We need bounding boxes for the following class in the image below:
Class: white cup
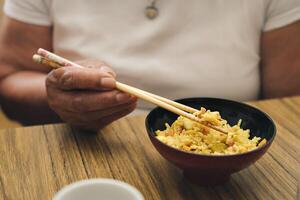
[53,179,144,200]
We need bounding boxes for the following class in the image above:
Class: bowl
[145,97,276,186]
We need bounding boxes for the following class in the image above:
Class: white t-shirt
[4,0,300,110]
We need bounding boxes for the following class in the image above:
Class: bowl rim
[53,178,144,200]
[145,97,277,158]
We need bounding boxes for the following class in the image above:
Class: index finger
[46,66,116,91]
[75,60,116,78]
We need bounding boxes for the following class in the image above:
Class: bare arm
[0,16,136,130]
[0,16,59,125]
[261,20,300,99]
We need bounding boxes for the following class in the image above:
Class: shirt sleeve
[264,0,300,31]
[3,0,52,26]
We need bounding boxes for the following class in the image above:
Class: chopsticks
[33,49,227,134]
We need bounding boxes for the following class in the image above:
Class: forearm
[261,21,300,99]
[0,71,61,125]
[262,64,300,99]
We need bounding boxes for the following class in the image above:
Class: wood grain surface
[0,96,300,200]
[0,108,21,129]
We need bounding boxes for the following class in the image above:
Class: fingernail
[101,77,115,89]
[100,66,116,77]
[116,93,131,102]
[60,71,72,86]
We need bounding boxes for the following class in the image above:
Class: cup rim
[145,97,277,158]
[53,178,144,200]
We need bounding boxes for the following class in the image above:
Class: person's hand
[45,60,137,131]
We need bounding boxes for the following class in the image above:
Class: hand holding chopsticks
[33,49,227,134]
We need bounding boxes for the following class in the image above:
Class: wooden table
[0,96,300,200]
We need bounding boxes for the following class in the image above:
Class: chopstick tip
[32,54,42,63]
[37,48,47,57]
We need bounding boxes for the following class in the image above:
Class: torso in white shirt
[4,0,300,109]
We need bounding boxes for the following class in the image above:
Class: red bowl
[145,98,276,186]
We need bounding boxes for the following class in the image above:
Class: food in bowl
[156,107,267,155]
[147,97,276,186]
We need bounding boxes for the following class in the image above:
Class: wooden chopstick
[33,54,62,69]
[35,49,198,114]
[34,53,197,113]
[33,50,227,134]
[114,82,227,134]
[117,84,198,114]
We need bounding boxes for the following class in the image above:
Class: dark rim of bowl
[145,97,277,157]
